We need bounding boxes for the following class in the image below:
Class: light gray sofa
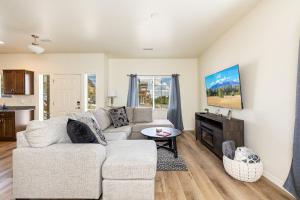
[98,107,173,140]
[13,107,173,200]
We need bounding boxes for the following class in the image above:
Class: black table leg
[172,137,178,158]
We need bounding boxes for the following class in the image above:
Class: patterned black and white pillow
[108,106,129,128]
[69,112,107,146]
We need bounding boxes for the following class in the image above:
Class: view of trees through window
[138,76,171,109]
[43,75,50,120]
[87,74,96,110]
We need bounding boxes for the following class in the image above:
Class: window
[138,76,171,109]
[38,74,50,120]
[43,75,50,120]
[86,74,96,110]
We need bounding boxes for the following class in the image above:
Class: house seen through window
[138,76,171,109]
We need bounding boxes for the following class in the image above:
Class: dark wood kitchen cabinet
[0,109,34,141]
[0,116,15,139]
[3,70,34,95]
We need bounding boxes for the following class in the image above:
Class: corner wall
[198,1,300,186]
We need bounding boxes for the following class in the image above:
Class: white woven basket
[223,155,263,182]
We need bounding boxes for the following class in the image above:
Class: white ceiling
[0,0,259,57]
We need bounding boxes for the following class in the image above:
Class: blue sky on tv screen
[205,65,240,89]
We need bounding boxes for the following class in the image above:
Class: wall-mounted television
[205,65,243,109]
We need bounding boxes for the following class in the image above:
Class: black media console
[195,112,244,159]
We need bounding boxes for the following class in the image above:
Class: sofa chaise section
[102,140,157,200]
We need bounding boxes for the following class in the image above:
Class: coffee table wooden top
[141,127,182,138]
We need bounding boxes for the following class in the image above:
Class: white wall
[109,58,198,130]
[198,0,300,187]
[0,53,108,119]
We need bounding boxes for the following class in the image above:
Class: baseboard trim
[263,171,284,187]
[263,171,294,198]
[183,130,194,134]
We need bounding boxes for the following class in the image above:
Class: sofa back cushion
[25,116,71,148]
[67,119,99,143]
[92,108,112,130]
[133,107,153,123]
[125,107,134,123]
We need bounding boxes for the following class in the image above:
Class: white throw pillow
[25,116,70,148]
[133,107,153,123]
[92,108,112,130]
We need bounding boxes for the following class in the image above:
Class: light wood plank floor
[0,132,294,200]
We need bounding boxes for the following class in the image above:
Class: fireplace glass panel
[202,130,213,148]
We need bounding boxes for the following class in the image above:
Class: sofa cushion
[125,107,134,123]
[25,117,70,148]
[132,119,174,133]
[133,108,152,123]
[103,132,128,141]
[102,140,157,179]
[108,106,129,128]
[103,125,132,137]
[92,107,112,131]
[67,119,99,144]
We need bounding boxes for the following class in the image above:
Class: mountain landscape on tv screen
[209,80,240,90]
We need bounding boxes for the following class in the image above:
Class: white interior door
[52,74,82,117]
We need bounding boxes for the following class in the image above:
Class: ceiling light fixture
[0,41,5,45]
[28,35,45,54]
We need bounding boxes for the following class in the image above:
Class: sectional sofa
[13,107,173,200]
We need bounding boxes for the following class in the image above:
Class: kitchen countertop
[0,106,35,112]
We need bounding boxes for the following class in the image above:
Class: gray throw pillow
[109,106,129,128]
[67,119,99,144]
[69,111,107,146]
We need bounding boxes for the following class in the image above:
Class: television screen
[205,65,243,109]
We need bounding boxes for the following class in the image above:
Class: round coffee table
[141,127,182,158]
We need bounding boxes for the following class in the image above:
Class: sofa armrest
[13,143,106,199]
